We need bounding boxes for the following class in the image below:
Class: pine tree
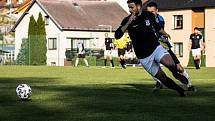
[28,15,38,65]
[19,13,47,65]
[37,12,47,65]
[16,39,28,65]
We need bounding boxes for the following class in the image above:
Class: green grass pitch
[0,66,214,121]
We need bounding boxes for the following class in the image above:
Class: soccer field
[0,66,214,121]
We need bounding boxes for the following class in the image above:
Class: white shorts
[104,50,112,57]
[191,48,201,56]
[125,52,135,59]
[139,45,169,76]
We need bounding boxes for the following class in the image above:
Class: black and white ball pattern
[16,84,32,99]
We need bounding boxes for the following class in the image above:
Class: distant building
[142,0,215,67]
[11,0,127,66]
[0,46,15,64]
[0,0,30,7]
[11,0,32,18]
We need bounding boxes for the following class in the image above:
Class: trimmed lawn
[0,66,214,121]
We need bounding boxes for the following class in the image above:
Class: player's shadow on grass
[0,77,59,84]
[0,79,215,121]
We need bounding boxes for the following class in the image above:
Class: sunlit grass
[0,66,214,121]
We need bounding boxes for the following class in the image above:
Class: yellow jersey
[114,35,129,49]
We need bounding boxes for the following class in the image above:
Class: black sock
[196,59,200,67]
[104,59,107,66]
[110,60,114,67]
[172,72,189,85]
[120,59,123,66]
[162,77,185,95]
[120,59,126,68]
[194,60,199,69]
[122,59,125,66]
[168,66,189,85]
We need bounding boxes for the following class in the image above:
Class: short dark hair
[194,27,199,30]
[127,0,142,5]
[146,2,158,8]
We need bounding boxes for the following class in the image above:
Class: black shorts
[118,48,126,56]
[168,49,180,64]
[78,54,86,58]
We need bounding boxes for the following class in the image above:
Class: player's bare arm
[159,28,171,39]
[121,14,136,33]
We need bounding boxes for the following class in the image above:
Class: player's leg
[154,46,193,91]
[103,50,108,67]
[155,68,185,96]
[82,54,88,67]
[160,54,189,85]
[118,49,126,69]
[192,49,200,69]
[193,56,199,69]
[139,56,185,96]
[152,77,164,92]
[109,53,115,67]
[196,48,201,67]
[167,49,191,85]
[176,63,196,91]
[83,58,89,67]
[75,57,79,67]
[153,47,194,91]
[120,54,126,69]
[196,53,201,69]
[156,48,185,95]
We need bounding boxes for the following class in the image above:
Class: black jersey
[115,11,161,59]
[105,38,114,50]
[190,33,202,49]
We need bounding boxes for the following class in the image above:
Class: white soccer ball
[16,84,32,99]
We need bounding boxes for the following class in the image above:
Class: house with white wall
[11,0,127,66]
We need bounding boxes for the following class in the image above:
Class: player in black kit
[189,27,204,69]
[103,33,115,68]
[115,0,187,96]
[147,2,196,92]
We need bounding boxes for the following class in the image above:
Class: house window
[44,16,49,25]
[173,15,183,29]
[48,38,57,50]
[174,43,183,57]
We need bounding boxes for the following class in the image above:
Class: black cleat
[152,82,163,92]
[188,86,197,92]
[122,65,126,69]
[179,90,188,97]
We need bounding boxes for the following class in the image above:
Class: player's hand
[164,34,171,40]
[128,14,137,23]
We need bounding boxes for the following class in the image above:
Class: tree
[37,12,47,65]
[17,13,47,65]
[16,38,28,65]
[28,15,38,65]
[0,33,3,42]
